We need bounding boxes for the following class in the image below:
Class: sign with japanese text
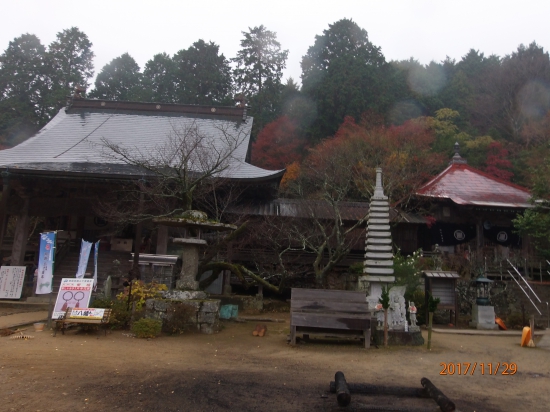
[69,308,105,320]
[52,278,94,319]
[36,231,56,295]
[0,266,26,299]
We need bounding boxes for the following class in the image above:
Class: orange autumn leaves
[256,113,445,203]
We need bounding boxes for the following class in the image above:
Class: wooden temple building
[410,143,534,276]
[0,93,541,294]
[0,97,284,279]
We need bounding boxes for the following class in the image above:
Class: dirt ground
[0,313,549,412]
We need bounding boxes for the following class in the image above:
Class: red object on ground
[495,317,507,330]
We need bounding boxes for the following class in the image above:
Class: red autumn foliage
[251,116,305,170]
[484,141,513,181]
[304,115,445,202]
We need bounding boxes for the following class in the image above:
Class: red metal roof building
[416,163,531,209]
[412,144,533,270]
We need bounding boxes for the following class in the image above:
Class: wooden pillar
[11,197,30,266]
[156,225,168,255]
[132,222,143,279]
[0,172,11,254]
[476,218,483,261]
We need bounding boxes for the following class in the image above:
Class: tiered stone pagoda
[359,169,406,332]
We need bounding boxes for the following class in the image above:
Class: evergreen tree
[142,52,175,103]
[300,19,392,140]
[233,25,288,137]
[47,27,94,109]
[89,53,143,101]
[172,40,233,105]
[0,33,49,144]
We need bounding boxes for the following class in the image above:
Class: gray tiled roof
[0,105,284,182]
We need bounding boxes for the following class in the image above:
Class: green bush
[348,262,364,275]
[394,249,423,302]
[131,318,162,338]
[91,297,131,329]
[410,289,426,325]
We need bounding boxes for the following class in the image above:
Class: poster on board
[0,266,26,299]
[52,278,94,319]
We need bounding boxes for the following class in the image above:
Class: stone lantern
[474,275,493,306]
[153,210,236,291]
[469,274,497,330]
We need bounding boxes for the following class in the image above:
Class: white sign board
[52,278,94,319]
[0,266,26,299]
[69,308,105,320]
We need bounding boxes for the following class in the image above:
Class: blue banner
[93,240,100,290]
[36,232,56,295]
[76,240,93,278]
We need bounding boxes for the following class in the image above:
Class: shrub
[394,249,423,302]
[506,312,527,330]
[131,318,162,338]
[410,289,426,325]
[116,280,168,310]
[91,297,131,329]
[162,303,197,335]
[348,262,364,275]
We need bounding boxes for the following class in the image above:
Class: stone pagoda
[359,168,406,331]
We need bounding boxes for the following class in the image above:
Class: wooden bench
[54,308,112,337]
[290,288,371,348]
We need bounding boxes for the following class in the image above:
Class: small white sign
[69,308,105,320]
[0,266,26,299]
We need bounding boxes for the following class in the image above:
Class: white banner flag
[76,240,93,278]
[36,232,56,294]
[93,240,100,290]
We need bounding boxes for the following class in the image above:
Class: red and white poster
[0,266,26,299]
[52,278,94,319]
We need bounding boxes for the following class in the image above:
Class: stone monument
[153,210,236,291]
[359,168,406,330]
[147,210,236,334]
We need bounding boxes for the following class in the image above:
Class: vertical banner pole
[47,231,57,329]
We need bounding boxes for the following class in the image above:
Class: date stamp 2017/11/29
[440,362,517,375]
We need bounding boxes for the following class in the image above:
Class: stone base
[176,279,199,290]
[374,329,424,346]
[469,304,498,330]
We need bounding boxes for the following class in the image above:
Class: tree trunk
[383,308,388,347]
[427,312,434,350]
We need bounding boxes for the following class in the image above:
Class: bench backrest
[65,308,112,323]
[290,288,370,331]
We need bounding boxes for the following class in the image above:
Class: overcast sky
[2,0,549,87]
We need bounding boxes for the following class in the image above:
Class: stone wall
[219,295,263,312]
[145,297,221,334]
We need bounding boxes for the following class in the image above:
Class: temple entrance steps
[48,249,132,296]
